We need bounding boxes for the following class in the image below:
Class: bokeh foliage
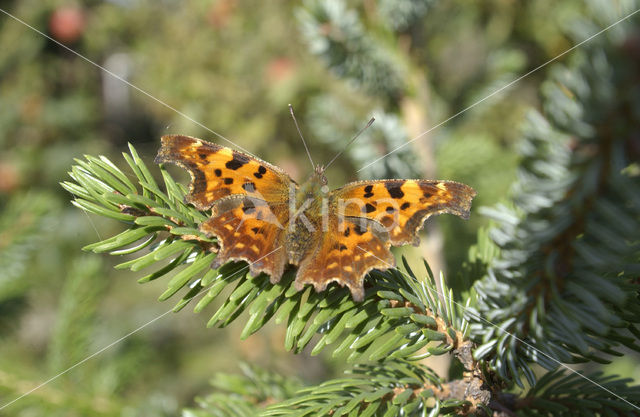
[1,0,639,416]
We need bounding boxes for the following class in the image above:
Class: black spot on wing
[253,165,267,179]
[364,203,376,213]
[199,153,207,160]
[344,227,350,237]
[401,202,410,210]
[339,244,348,251]
[223,178,234,185]
[385,181,405,199]
[386,206,396,213]
[363,185,374,198]
[214,169,222,177]
[225,152,250,170]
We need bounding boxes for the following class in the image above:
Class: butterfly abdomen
[285,202,324,265]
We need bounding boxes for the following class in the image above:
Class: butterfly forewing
[330,180,476,246]
[155,135,293,210]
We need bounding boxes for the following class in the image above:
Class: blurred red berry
[49,6,86,43]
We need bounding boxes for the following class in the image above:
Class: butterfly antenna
[289,104,315,170]
[324,117,375,170]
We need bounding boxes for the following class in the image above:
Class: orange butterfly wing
[202,197,289,279]
[155,135,293,210]
[155,135,293,279]
[331,180,476,246]
[294,215,395,302]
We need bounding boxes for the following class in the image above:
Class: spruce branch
[48,256,106,376]
[184,363,303,417]
[0,192,59,303]
[296,0,407,102]
[512,370,640,417]
[188,361,640,416]
[469,9,640,389]
[264,361,486,417]
[186,361,482,417]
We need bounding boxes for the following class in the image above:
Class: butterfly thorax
[294,165,328,206]
[286,166,329,265]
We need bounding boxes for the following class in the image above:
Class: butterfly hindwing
[155,135,293,210]
[294,215,395,301]
[330,179,476,246]
[202,196,289,280]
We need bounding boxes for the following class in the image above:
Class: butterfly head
[298,164,329,203]
[313,164,329,195]
[314,164,328,183]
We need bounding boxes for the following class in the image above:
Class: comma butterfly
[155,134,476,301]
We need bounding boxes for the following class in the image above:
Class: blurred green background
[1,0,638,415]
